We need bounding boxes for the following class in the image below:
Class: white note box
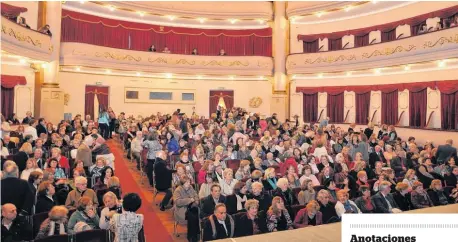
[342,214,458,242]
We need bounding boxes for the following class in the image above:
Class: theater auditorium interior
[1,1,458,242]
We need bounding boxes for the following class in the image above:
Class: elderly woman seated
[354,185,375,213]
[217,168,237,196]
[67,197,100,234]
[35,181,57,214]
[411,181,434,209]
[225,181,248,215]
[273,178,298,214]
[173,175,200,241]
[234,199,268,237]
[36,206,69,239]
[294,200,323,228]
[109,193,144,242]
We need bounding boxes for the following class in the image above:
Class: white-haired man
[65,176,98,209]
[131,131,143,170]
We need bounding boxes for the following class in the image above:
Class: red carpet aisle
[107,140,174,242]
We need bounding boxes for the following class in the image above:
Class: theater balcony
[60,42,274,76]
[1,16,53,62]
[287,26,458,75]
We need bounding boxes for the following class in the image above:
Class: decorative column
[271,1,289,122]
[39,1,64,124]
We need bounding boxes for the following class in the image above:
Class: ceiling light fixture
[346,71,352,76]
[316,12,324,18]
[229,19,237,24]
[106,69,111,74]
[19,59,26,64]
[197,75,203,79]
[76,67,81,71]
[80,1,85,4]
[404,65,411,71]
[438,60,446,68]
[258,19,265,24]
[345,6,353,12]
[41,63,48,68]
[372,0,378,4]
[138,12,145,17]
[165,73,173,78]
[229,76,235,80]
[259,76,264,80]
[374,68,381,74]
[317,73,323,78]
[198,18,206,23]
[108,6,115,11]
[167,15,176,21]
[136,72,141,76]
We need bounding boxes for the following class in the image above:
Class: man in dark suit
[201,184,226,219]
[1,163,34,216]
[1,203,33,242]
[202,203,234,241]
[369,145,386,168]
[372,181,399,213]
[153,150,173,211]
[36,118,47,137]
[435,139,457,165]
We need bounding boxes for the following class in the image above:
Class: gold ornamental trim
[303,54,357,65]
[1,24,45,49]
[201,60,249,67]
[362,45,416,59]
[95,52,142,62]
[423,34,458,48]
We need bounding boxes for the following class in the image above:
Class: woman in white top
[335,190,361,217]
[402,169,417,190]
[21,158,43,180]
[216,168,237,196]
[109,193,144,242]
[1,114,11,138]
[99,192,122,229]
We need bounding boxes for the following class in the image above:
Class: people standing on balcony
[38,24,52,37]
[219,49,226,56]
[418,24,427,34]
[148,45,156,52]
[434,22,443,31]
[162,46,171,54]
[191,48,198,55]
[450,16,458,27]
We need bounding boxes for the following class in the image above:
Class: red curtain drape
[1,2,27,19]
[297,5,458,43]
[328,38,342,51]
[61,10,272,56]
[1,75,27,88]
[381,28,397,42]
[1,87,14,119]
[209,90,234,117]
[296,81,438,94]
[355,92,371,124]
[85,86,109,119]
[409,89,427,128]
[303,93,318,122]
[441,91,458,130]
[381,90,398,125]
[327,93,344,123]
[355,33,369,47]
[303,40,319,53]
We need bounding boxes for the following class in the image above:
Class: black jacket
[35,194,57,214]
[1,216,33,242]
[318,201,338,224]
[201,195,226,219]
[12,151,29,173]
[369,151,385,169]
[435,144,457,164]
[427,189,449,206]
[392,191,413,211]
[246,193,271,213]
[371,192,399,213]
[234,212,268,237]
[225,194,246,215]
[444,174,457,187]
[36,124,47,137]
[153,158,172,191]
[202,214,234,241]
[1,177,34,215]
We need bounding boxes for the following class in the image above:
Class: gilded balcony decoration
[1,16,53,62]
[61,42,273,76]
[287,27,458,74]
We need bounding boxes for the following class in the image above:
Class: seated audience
[354,185,375,213]
[392,182,413,211]
[109,193,144,242]
[225,181,247,214]
[199,173,214,199]
[234,199,268,237]
[148,45,156,52]
[217,168,237,196]
[427,179,449,206]
[203,203,234,241]
[246,182,272,212]
[173,176,200,241]
[219,49,226,56]
[294,200,323,228]
[68,197,100,234]
[266,196,294,232]
[411,181,434,209]
[1,203,32,241]
[108,176,122,199]
[99,192,123,229]
[262,167,278,191]
[335,190,361,217]
[35,181,57,214]
[372,181,400,213]
[65,176,99,210]
[38,24,52,36]
[191,48,198,55]
[162,46,171,54]
[297,179,316,205]
[36,206,68,239]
